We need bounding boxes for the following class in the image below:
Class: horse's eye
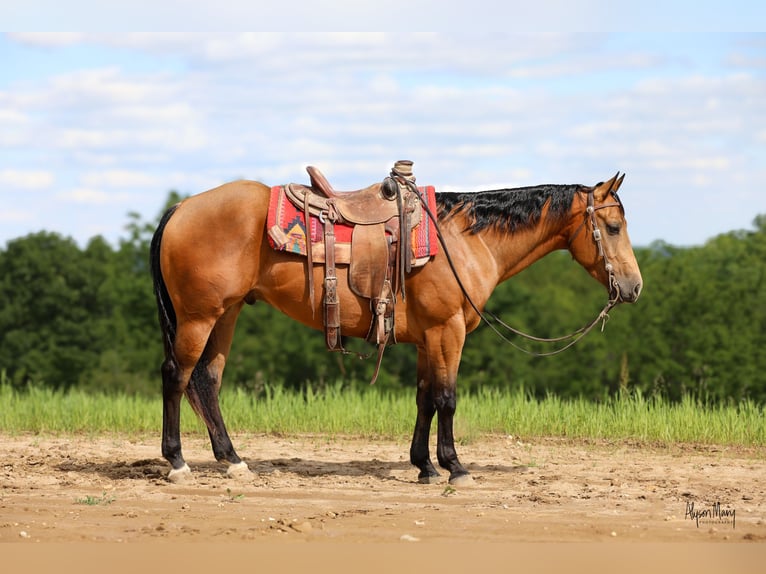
[606,223,621,236]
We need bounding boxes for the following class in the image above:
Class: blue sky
[1,29,765,248]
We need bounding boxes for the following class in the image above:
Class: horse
[149,170,643,485]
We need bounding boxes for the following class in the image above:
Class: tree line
[2,193,765,403]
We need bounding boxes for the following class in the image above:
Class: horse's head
[568,173,643,304]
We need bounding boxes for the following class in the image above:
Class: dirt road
[1,433,764,544]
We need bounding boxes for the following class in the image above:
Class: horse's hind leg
[162,318,216,482]
[161,356,187,479]
[184,302,249,478]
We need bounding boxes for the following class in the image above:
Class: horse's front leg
[410,348,441,483]
[434,383,472,485]
[411,325,472,485]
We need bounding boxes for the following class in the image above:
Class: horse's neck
[482,222,569,284]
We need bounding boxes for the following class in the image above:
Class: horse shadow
[55,456,529,484]
[55,456,410,483]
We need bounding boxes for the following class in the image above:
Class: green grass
[0,383,763,446]
[74,492,116,506]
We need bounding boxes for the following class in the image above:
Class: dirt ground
[1,432,764,545]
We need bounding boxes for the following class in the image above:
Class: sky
[1,28,765,248]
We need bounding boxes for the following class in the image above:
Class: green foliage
[1,191,766,404]
[0,195,182,394]
[75,492,116,506]
[0,232,110,389]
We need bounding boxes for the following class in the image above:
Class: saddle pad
[267,184,439,265]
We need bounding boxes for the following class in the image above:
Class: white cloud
[4,2,766,33]
[7,32,85,47]
[0,108,28,123]
[648,156,732,173]
[0,169,54,189]
[0,208,34,223]
[7,32,603,78]
[80,170,162,188]
[44,67,181,110]
[54,128,205,151]
[56,188,132,204]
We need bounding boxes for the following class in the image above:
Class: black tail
[150,204,181,362]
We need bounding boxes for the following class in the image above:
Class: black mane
[435,184,581,234]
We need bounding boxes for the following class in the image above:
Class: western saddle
[283,160,424,383]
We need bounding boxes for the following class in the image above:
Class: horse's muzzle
[613,278,642,303]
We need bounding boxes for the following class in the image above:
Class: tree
[0,232,110,388]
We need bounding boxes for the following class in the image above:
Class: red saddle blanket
[267,185,439,265]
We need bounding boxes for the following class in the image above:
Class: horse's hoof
[226,461,251,479]
[417,473,443,485]
[167,463,192,483]
[448,473,474,487]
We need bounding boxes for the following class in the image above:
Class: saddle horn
[381,176,398,200]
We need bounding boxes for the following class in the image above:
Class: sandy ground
[1,432,764,545]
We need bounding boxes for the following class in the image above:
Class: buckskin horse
[150,167,643,485]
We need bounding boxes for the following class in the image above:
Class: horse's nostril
[633,283,642,299]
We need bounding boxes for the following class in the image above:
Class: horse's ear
[612,172,626,193]
[593,172,620,201]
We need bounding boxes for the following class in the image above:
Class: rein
[483,187,621,356]
[397,172,623,357]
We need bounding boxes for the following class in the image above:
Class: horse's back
[167,180,269,232]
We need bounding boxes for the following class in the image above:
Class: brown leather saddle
[282,161,424,383]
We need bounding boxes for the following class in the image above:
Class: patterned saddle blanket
[267,184,438,266]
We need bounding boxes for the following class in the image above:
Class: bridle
[568,187,625,305]
[397,172,627,357]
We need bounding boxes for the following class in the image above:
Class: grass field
[1,383,763,446]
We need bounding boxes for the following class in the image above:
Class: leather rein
[398,172,625,357]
